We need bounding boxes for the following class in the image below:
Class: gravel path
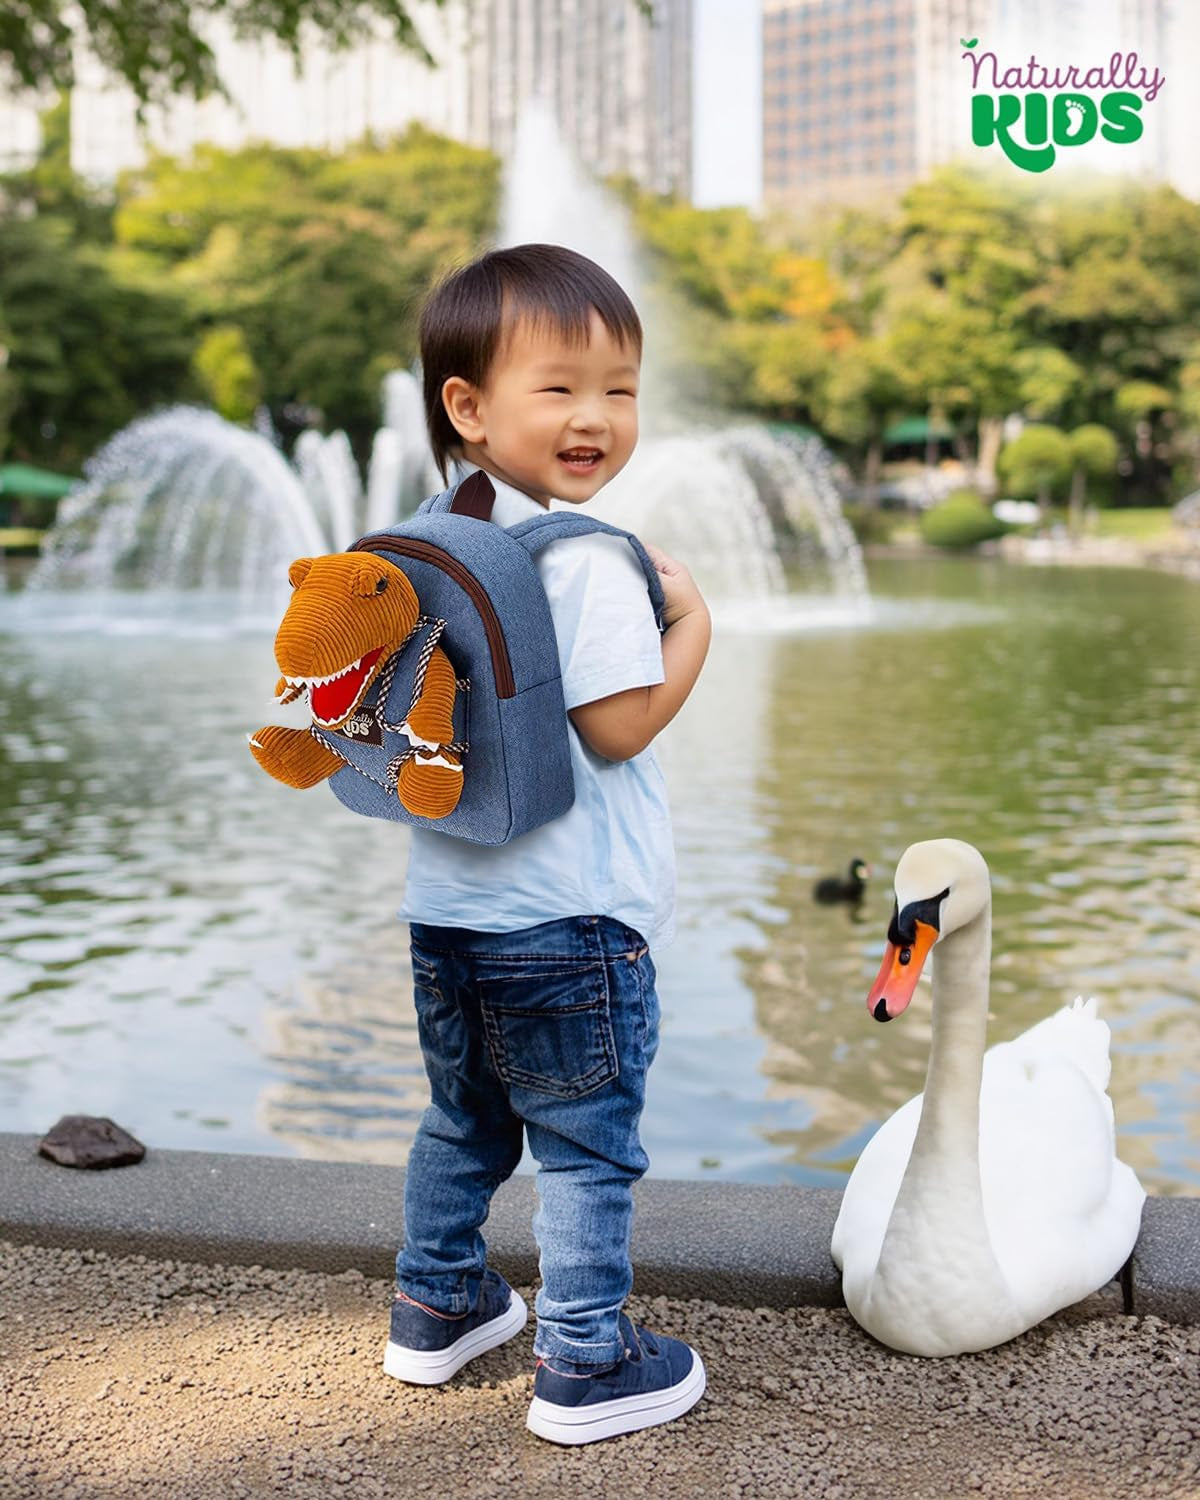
[1,1240,1197,1499]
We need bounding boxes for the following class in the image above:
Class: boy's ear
[441,376,486,445]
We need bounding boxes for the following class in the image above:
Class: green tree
[815,205,901,334]
[920,489,1008,550]
[896,165,1048,312]
[0,213,195,467]
[1,0,654,108]
[1014,346,1083,422]
[111,128,499,451]
[1028,185,1200,443]
[630,186,855,427]
[1,1,445,108]
[882,291,1021,477]
[1113,379,1175,503]
[633,199,779,320]
[727,320,829,421]
[1113,380,1174,429]
[193,324,261,422]
[1177,341,1200,485]
[1066,424,1119,534]
[998,424,1074,518]
[812,338,906,502]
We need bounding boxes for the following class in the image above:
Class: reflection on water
[723,558,1200,1195]
[1,559,1197,1192]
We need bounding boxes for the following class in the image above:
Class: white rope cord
[310,615,468,794]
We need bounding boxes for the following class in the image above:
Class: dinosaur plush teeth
[310,646,385,726]
[276,656,373,694]
[305,655,368,690]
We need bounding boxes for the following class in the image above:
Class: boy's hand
[645,543,707,629]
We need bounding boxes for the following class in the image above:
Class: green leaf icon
[960,37,979,48]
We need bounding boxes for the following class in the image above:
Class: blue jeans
[397,915,660,1370]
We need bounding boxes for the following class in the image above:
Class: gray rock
[38,1117,146,1170]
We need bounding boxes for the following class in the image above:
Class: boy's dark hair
[419,243,643,479]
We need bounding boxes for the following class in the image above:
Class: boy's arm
[570,547,710,763]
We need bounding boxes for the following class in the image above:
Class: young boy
[383,243,711,1445]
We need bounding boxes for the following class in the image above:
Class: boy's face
[443,311,640,507]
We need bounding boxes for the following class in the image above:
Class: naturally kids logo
[960,37,1165,173]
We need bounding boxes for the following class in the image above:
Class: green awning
[883,417,954,446]
[0,462,78,500]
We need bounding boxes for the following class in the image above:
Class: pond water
[1,558,1197,1193]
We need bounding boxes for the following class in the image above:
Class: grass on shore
[1087,508,1177,542]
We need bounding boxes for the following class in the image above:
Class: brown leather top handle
[448,469,497,521]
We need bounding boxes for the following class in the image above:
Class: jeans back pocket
[478,960,617,1100]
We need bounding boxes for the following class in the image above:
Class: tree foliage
[1069,424,1119,479]
[6,125,1200,504]
[114,126,498,446]
[1064,422,1119,528]
[998,424,1074,508]
[0,123,197,470]
[0,123,497,463]
[920,490,1008,550]
[1,0,652,107]
[193,324,261,422]
[810,167,1200,500]
[0,1,444,108]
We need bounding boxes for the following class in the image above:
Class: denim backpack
[313,469,665,844]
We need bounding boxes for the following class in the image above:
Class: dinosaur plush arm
[396,644,464,819]
[249,726,345,789]
[404,644,458,744]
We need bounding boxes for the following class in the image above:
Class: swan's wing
[979,1004,1145,1316]
[982,998,1116,1211]
[979,1046,1115,1218]
[1000,995,1111,1094]
[831,1093,923,1271]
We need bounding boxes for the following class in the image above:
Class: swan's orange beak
[867,920,938,1022]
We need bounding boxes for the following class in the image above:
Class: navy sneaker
[383,1270,528,1385]
[526,1315,706,1445]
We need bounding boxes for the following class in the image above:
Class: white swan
[831,838,1145,1356]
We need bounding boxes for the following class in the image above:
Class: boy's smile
[558,445,604,478]
[442,311,640,507]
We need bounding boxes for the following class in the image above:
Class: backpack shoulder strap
[418,470,496,519]
[506,512,665,628]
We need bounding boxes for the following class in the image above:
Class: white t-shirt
[397,472,676,949]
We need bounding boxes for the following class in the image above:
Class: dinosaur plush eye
[375,576,389,594]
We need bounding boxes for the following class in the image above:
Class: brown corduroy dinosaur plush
[249,554,463,819]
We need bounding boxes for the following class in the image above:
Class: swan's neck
[911,905,991,1168]
[875,903,1013,1313]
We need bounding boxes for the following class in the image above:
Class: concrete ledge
[2,1133,1197,1320]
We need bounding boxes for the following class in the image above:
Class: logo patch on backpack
[333,709,383,747]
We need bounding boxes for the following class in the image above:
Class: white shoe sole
[526,1350,706,1445]
[383,1291,528,1385]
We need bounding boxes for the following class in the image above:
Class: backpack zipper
[350,536,516,699]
